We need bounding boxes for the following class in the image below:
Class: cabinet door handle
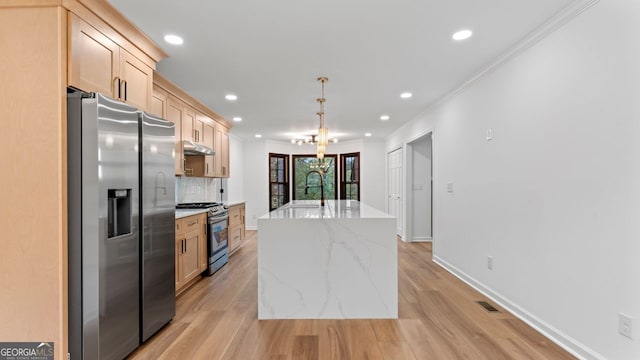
[184,239,187,252]
[124,80,127,101]
[204,223,207,235]
[206,163,208,174]
[115,77,121,100]
[183,158,186,174]
[188,221,197,226]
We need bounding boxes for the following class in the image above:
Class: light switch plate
[619,313,632,339]
[486,128,493,141]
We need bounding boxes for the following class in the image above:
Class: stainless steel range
[176,202,229,275]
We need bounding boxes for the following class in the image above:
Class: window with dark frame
[340,152,360,200]
[292,155,337,201]
[269,153,290,211]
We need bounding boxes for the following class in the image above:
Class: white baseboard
[432,255,606,360]
[411,237,432,242]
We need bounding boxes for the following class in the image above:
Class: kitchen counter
[257,200,397,320]
[223,200,245,207]
[175,208,210,219]
[258,200,392,220]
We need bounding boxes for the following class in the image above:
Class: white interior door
[387,148,403,236]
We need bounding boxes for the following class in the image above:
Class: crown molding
[420,0,601,118]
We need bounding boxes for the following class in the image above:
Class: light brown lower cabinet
[175,213,207,295]
[228,203,245,254]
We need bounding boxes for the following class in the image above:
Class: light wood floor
[129,231,575,360]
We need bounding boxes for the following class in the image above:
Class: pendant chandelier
[316,76,329,160]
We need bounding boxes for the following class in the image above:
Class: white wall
[386,1,639,359]
[242,139,387,229]
[361,141,387,212]
[227,133,244,202]
[409,134,432,240]
[242,141,268,229]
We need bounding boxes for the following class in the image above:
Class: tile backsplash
[175,176,221,203]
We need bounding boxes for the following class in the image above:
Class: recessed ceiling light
[225,94,238,101]
[332,138,338,143]
[400,92,412,99]
[232,117,242,122]
[163,34,184,45]
[380,115,390,121]
[365,133,372,137]
[255,134,262,138]
[452,29,473,41]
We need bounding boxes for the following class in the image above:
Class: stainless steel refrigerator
[68,92,176,360]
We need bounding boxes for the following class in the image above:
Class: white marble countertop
[175,208,209,219]
[223,200,245,207]
[259,200,392,220]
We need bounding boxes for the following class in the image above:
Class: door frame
[386,147,404,240]
[405,130,433,243]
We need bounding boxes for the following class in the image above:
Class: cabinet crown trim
[73,0,168,62]
[154,72,233,129]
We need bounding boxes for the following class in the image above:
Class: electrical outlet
[619,313,633,339]
[487,256,494,270]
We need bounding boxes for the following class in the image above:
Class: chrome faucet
[304,170,325,207]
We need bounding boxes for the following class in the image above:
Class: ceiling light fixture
[332,138,338,143]
[400,92,412,99]
[255,134,262,138]
[163,34,184,45]
[315,76,329,160]
[291,135,318,146]
[452,29,473,41]
[380,115,390,121]
[225,94,238,101]
[232,117,242,122]
[365,133,372,137]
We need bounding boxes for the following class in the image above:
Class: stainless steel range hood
[183,140,215,155]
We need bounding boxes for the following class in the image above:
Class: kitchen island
[257,200,397,319]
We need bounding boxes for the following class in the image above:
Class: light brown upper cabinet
[203,122,215,177]
[194,113,206,145]
[151,85,168,118]
[69,13,153,111]
[182,106,196,143]
[214,124,230,178]
[154,73,232,178]
[165,96,185,176]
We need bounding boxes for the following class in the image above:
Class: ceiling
[109,0,574,142]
